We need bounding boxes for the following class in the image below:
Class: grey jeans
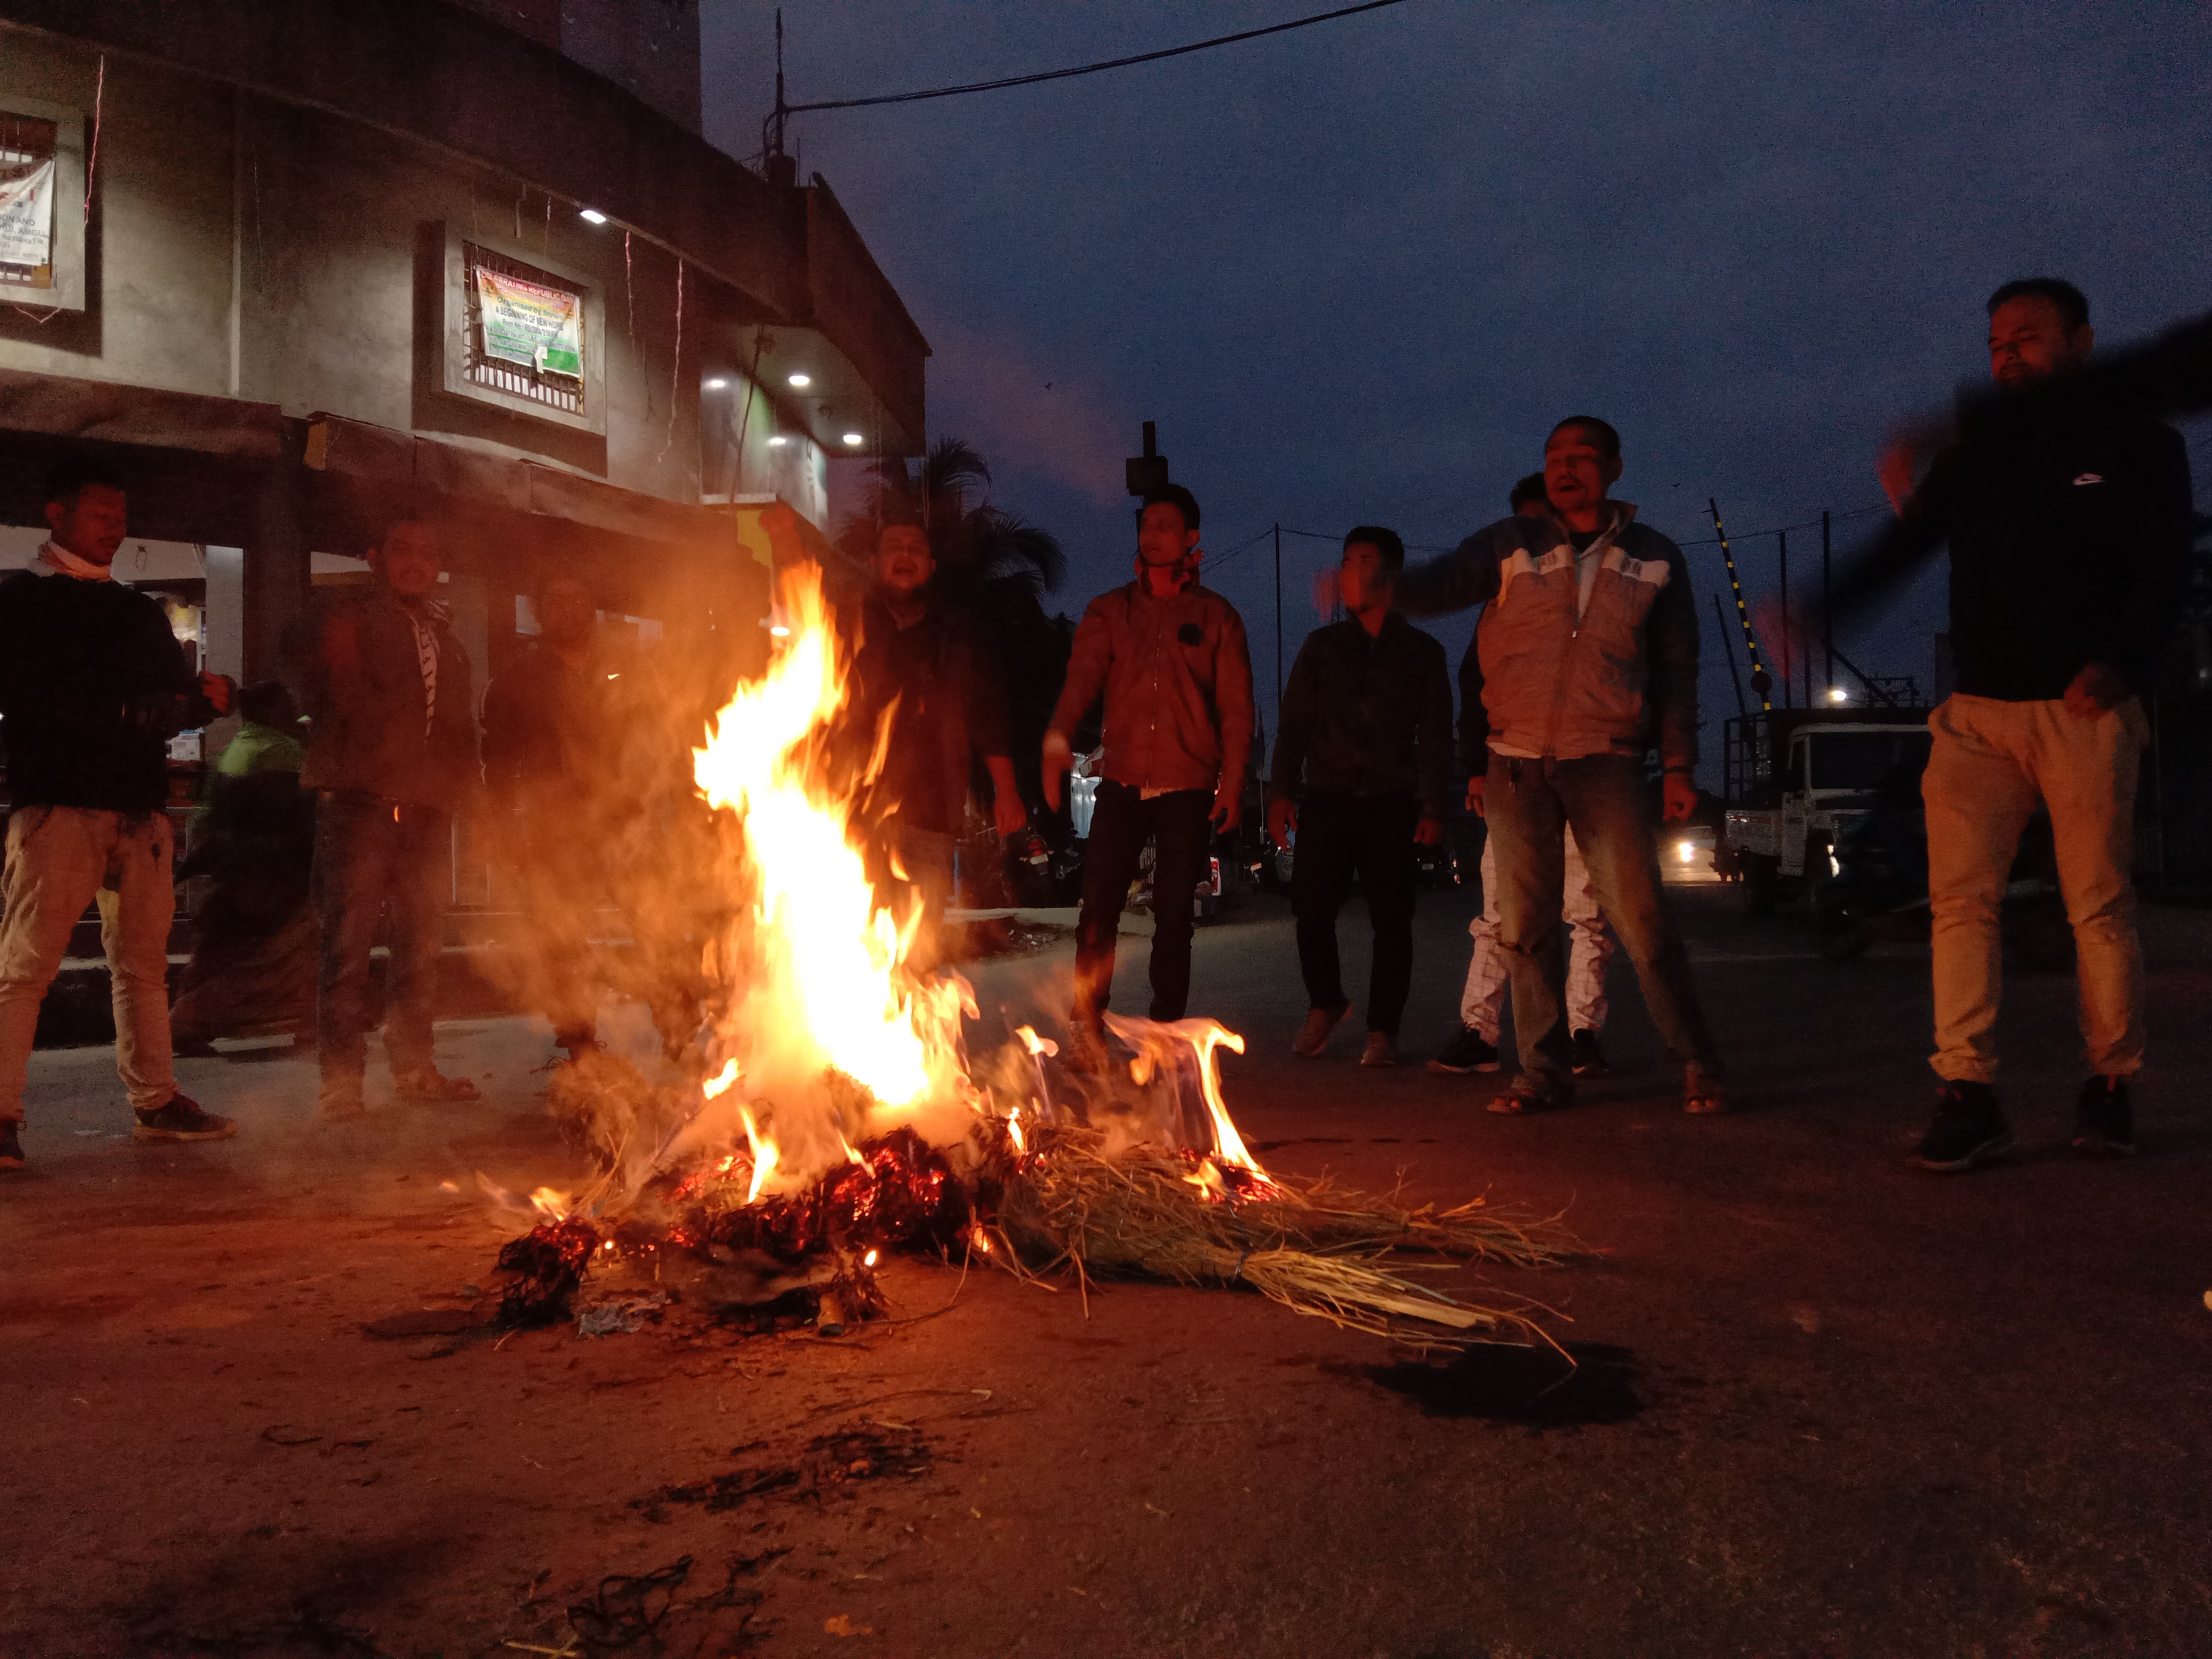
[314,792,449,1083]
[1486,752,1722,1093]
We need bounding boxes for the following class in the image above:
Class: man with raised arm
[1400,418,1725,1114]
[1043,484,1254,1062]
[1828,279,2193,1170]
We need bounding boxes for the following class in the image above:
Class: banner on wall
[0,157,55,276]
[474,266,583,378]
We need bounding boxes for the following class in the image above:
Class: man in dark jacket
[1267,526,1452,1068]
[1400,417,1725,1115]
[1043,484,1255,1056]
[1828,279,2194,1170]
[301,514,482,1118]
[481,569,630,1060]
[0,457,237,1169]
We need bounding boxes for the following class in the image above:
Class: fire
[1107,1015,1271,1185]
[702,1059,741,1100]
[738,1105,780,1204]
[528,1186,572,1219]
[689,564,975,1189]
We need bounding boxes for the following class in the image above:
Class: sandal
[1488,1075,1572,1115]
[394,1067,480,1105]
[1684,1069,1729,1115]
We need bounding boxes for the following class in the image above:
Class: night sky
[700,1,2212,783]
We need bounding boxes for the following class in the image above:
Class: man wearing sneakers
[0,458,239,1169]
[1431,475,1617,1079]
[1043,484,1254,1057]
[1401,418,1725,1114]
[302,514,483,1119]
[1828,279,2193,1169]
[1267,527,1453,1068]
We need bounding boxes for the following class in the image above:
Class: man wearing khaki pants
[1829,279,2193,1169]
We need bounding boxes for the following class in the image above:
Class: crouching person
[0,458,237,1169]
[301,515,481,1119]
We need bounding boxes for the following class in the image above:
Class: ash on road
[3,886,2208,1657]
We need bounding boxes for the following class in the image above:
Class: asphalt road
[3,883,2209,1657]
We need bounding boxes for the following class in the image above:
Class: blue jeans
[1487,753,1721,1093]
[313,792,448,1082]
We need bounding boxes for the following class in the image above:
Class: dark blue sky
[701,1,2212,781]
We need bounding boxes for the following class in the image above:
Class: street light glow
[767,434,790,447]
[1828,686,1849,705]
[787,372,811,388]
[842,432,865,447]
[578,208,608,225]
[703,377,728,389]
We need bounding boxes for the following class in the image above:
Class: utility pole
[1709,499,1772,711]
[1778,528,1791,709]
[1712,592,1749,718]
[1273,523,1284,710]
[1821,509,1834,701]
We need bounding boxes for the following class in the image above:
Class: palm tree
[836,438,1074,816]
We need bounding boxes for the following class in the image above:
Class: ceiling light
[841,432,865,447]
[769,624,791,638]
[786,372,811,388]
[703,376,728,389]
[767,434,790,447]
[1827,687,1849,705]
[578,208,608,225]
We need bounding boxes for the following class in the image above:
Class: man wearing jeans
[1402,418,1724,1113]
[0,457,237,1169]
[1043,484,1253,1059]
[1829,279,2193,1169]
[302,516,482,1118]
[1431,474,1618,1078]
[1268,527,1452,1068]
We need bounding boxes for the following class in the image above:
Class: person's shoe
[1683,1067,1729,1116]
[319,1077,368,1122]
[1428,1025,1502,1074]
[2071,1075,2135,1158]
[393,1067,480,1105]
[1292,1001,1352,1058]
[132,1093,238,1142]
[1061,1020,1107,1075]
[1359,1032,1400,1068]
[1571,1029,1612,1079]
[1908,1082,2011,1171]
[0,1118,23,1170]
[1488,1074,1572,1115]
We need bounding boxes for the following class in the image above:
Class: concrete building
[0,0,925,715]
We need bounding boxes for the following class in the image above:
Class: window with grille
[0,109,60,291]
[461,241,586,417]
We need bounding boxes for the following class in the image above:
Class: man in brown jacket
[302,515,482,1118]
[1044,485,1254,1050]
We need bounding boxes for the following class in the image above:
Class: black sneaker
[1428,1025,1502,1074]
[1571,1029,1611,1078]
[1,1118,22,1170]
[132,1093,238,1142]
[1908,1082,2010,1172]
[2071,1076,2135,1157]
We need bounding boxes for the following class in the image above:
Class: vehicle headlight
[1676,840,1695,863]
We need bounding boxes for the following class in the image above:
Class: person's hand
[1878,437,1919,516]
[992,791,1029,839]
[1267,796,1297,848]
[1465,774,1486,818]
[1662,772,1698,823]
[199,671,234,715]
[1413,815,1445,847]
[1041,730,1072,811]
[2063,661,2127,719]
[1210,783,1241,834]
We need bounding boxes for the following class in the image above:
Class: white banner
[0,157,55,274]
[474,266,583,379]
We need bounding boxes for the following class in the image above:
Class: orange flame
[702,1058,741,1100]
[738,1104,780,1203]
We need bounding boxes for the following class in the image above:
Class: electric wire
[773,0,1411,120]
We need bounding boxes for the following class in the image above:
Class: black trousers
[1291,791,1420,1033]
[1074,782,1212,1024]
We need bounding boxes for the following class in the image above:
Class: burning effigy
[484,564,1572,1351]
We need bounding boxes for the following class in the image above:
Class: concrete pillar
[242,445,312,688]
[202,546,245,681]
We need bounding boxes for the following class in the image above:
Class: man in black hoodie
[1829,279,2194,1170]
[0,457,238,1169]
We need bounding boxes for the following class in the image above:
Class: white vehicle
[1720,710,1932,915]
